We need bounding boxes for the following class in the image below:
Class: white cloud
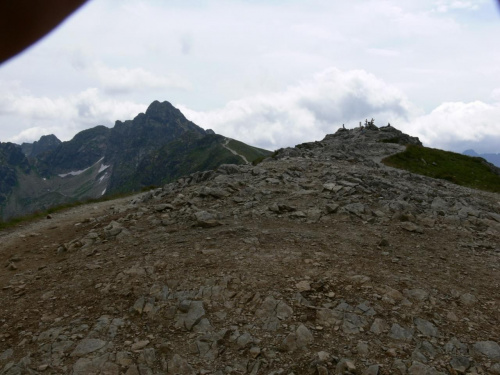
[178,67,414,150]
[3,65,499,156]
[404,100,500,153]
[9,127,58,144]
[2,87,147,143]
[367,48,401,58]
[434,0,485,12]
[179,33,194,56]
[0,0,499,157]
[93,63,191,94]
[491,88,500,103]
[178,66,500,154]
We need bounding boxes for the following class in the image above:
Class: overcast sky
[1,0,500,153]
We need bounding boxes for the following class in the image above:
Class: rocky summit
[0,124,499,375]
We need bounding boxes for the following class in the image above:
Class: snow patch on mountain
[98,163,110,173]
[59,157,105,178]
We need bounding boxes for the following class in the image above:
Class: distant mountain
[0,100,272,220]
[463,149,500,168]
[0,142,31,206]
[21,134,61,158]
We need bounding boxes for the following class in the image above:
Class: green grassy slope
[382,145,500,193]
[227,139,273,161]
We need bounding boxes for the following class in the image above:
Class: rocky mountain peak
[327,123,422,146]
[1,101,272,220]
[145,100,188,123]
[273,123,421,164]
[20,134,61,158]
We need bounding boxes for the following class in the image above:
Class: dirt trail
[222,137,250,164]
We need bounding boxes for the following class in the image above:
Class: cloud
[180,34,193,55]
[491,88,500,103]
[2,87,147,143]
[93,63,191,94]
[367,48,401,58]
[178,67,500,154]
[403,100,500,153]
[434,0,485,12]
[3,63,498,156]
[9,127,60,144]
[178,67,414,150]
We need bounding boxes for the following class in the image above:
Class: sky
[1,0,500,153]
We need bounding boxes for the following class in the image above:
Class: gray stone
[325,203,340,213]
[37,327,62,342]
[491,363,500,374]
[342,313,367,334]
[473,341,500,361]
[420,341,437,357]
[356,342,369,356]
[175,300,206,331]
[104,221,124,238]
[72,354,110,374]
[295,280,311,292]
[138,364,154,375]
[400,222,423,233]
[450,356,470,373]
[317,308,343,327]
[276,301,293,320]
[236,332,254,348]
[0,349,13,361]
[306,208,322,221]
[51,340,74,354]
[194,211,221,227]
[296,324,314,347]
[444,337,468,355]
[167,354,195,374]
[414,318,439,337]
[282,324,313,352]
[192,318,213,333]
[199,187,229,199]
[323,183,342,192]
[392,359,407,374]
[116,351,134,366]
[408,361,429,375]
[154,203,173,212]
[404,289,429,301]
[388,324,413,342]
[460,293,477,306]
[344,203,365,216]
[412,350,428,363]
[71,338,106,357]
[131,296,145,315]
[356,302,376,316]
[125,365,140,375]
[370,318,388,335]
[336,358,356,374]
[431,197,448,211]
[364,364,380,375]
[407,361,444,375]
[131,340,150,351]
[138,348,156,367]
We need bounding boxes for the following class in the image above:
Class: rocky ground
[0,125,499,375]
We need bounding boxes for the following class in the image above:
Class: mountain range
[463,149,500,168]
[0,101,271,220]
